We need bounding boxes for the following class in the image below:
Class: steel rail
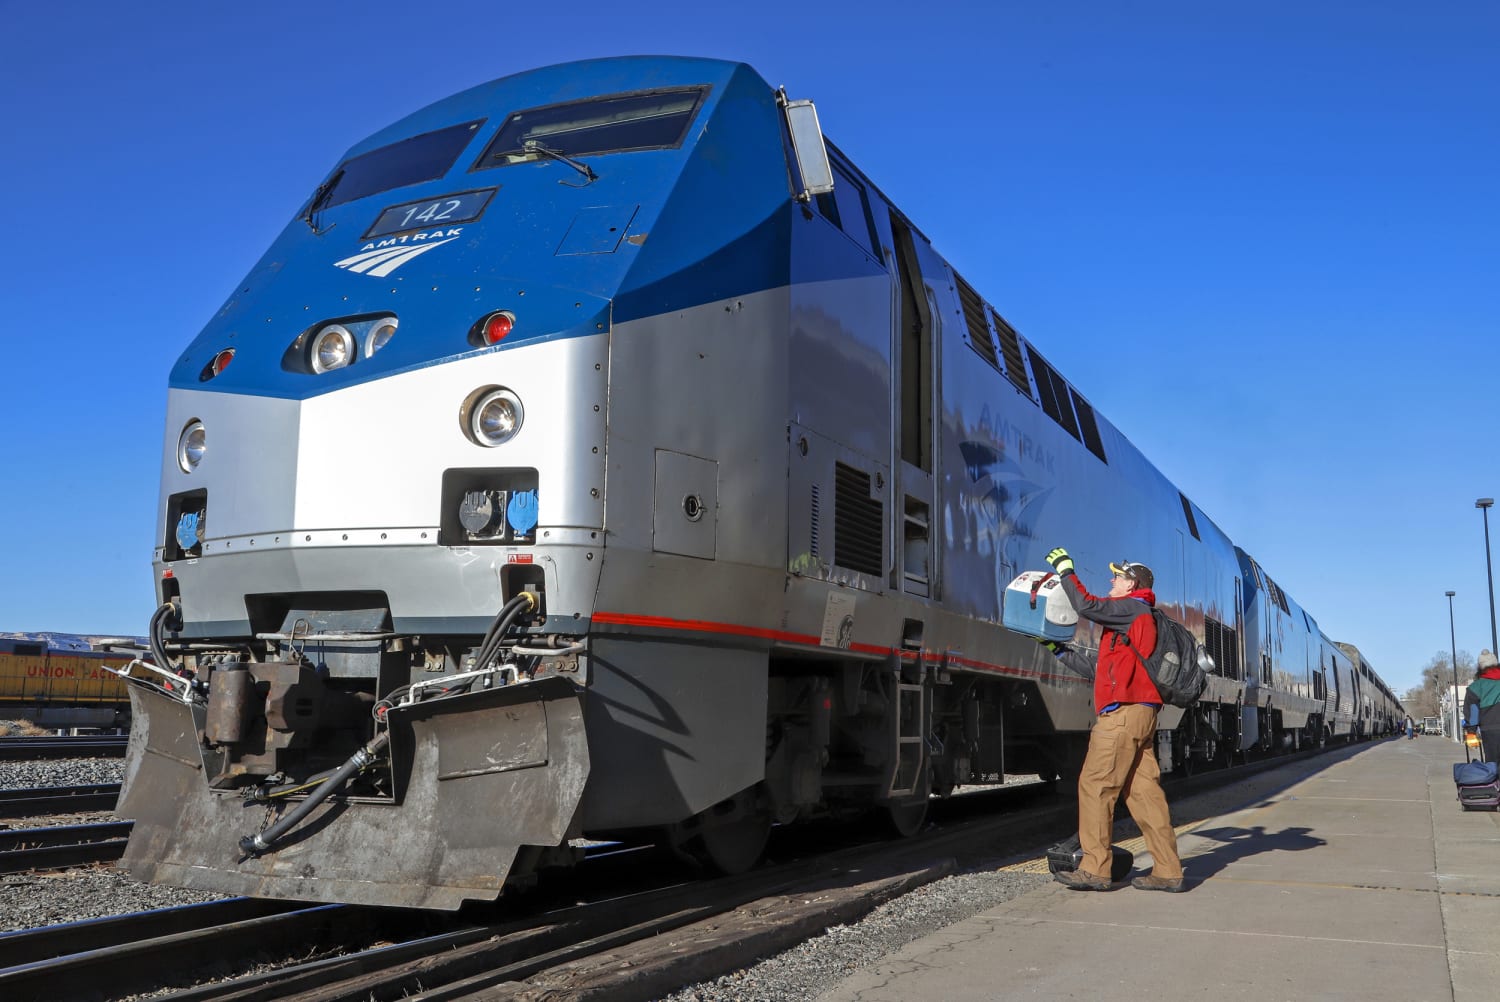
[0,898,305,968]
[0,902,374,1002]
[0,784,121,818]
[0,822,134,874]
[0,736,128,760]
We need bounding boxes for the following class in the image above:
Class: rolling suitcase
[1453,722,1500,811]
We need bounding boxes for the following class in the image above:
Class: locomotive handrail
[253,631,397,642]
[404,663,522,702]
[510,641,586,657]
[105,658,200,704]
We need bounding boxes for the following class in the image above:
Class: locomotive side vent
[833,462,883,577]
[809,483,821,558]
[955,274,999,369]
[1203,616,1241,680]
[991,309,1033,399]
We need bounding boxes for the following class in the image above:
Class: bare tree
[1420,649,1475,719]
[1403,685,1438,718]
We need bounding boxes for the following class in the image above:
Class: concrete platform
[816,736,1500,1001]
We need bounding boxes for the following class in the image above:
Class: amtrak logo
[335,229,462,277]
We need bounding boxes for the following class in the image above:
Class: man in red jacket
[1043,547,1185,892]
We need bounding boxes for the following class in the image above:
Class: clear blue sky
[2,1,1494,697]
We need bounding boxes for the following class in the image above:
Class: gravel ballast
[656,866,1050,1002]
[0,756,229,933]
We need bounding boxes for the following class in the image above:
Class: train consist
[115,56,1402,909]
[0,634,135,730]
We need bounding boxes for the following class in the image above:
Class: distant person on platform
[1038,548,1186,893]
[1464,650,1500,763]
[1406,717,1415,740]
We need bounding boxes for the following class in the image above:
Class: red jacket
[1056,572,1163,710]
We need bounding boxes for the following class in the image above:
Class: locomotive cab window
[315,120,486,210]
[814,161,880,258]
[474,87,707,168]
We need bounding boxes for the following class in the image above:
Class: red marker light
[483,311,515,344]
[162,569,174,578]
[199,347,237,382]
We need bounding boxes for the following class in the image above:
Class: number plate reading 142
[364,188,498,239]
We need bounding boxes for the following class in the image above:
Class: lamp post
[1477,498,1497,654]
[1447,590,1460,742]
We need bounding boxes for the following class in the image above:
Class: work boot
[1131,873,1186,892]
[1053,868,1112,891]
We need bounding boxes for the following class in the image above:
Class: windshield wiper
[302,168,345,233]
[491,142,597,185]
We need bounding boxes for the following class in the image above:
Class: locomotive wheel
[692,812,772,873]
[883,793,929,838]
[881,769,931,838]
[671,787,772,875]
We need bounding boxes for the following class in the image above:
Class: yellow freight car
[0,635,136,729]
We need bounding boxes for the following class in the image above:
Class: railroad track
[0,836,938,1002]
[0,784,121,818]
[0,735,128,760]
[0,822,132,874]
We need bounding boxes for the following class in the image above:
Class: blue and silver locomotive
[118,56,1401,909]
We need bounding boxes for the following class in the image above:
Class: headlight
[177,420,206,473]
[310,324,355,373]
[366,316,397,357]
[469,388,524,446]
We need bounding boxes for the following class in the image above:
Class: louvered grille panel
[991,310,1031,397]
[834,463,884,577]
[1223,625,1241,680]
[1203,619,1223,678]
[955,276,998,368]
[809,483,821,558]
[1203,617,1242,680]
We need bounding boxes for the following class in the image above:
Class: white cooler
[1003,571,1079,642]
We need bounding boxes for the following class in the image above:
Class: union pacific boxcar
[0,635,133,730]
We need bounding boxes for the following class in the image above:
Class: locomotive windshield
[318,119,486,210]
[475,87,706,167]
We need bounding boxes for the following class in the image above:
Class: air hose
[472,592,538,674]
[148,600,181,670]
[237,731,390,858]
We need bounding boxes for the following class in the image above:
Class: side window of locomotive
[317,120,486,210]
[1027,349,1082,440]
[1024,349,1106,463]
[473,87,707,168]
[814,162,880,258]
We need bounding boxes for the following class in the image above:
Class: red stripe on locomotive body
[588,611,1083,686]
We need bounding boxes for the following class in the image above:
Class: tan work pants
[1077,702,1182,880]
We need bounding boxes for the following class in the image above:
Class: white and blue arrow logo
[334,236,458,278]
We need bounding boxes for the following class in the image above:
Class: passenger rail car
[0,636,133,730]
[117,56,1402,909]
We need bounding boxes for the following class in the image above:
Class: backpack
[1119,608,1211,708]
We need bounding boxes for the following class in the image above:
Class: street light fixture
[1447,590,1459,742]
[1477,498,1497,654]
